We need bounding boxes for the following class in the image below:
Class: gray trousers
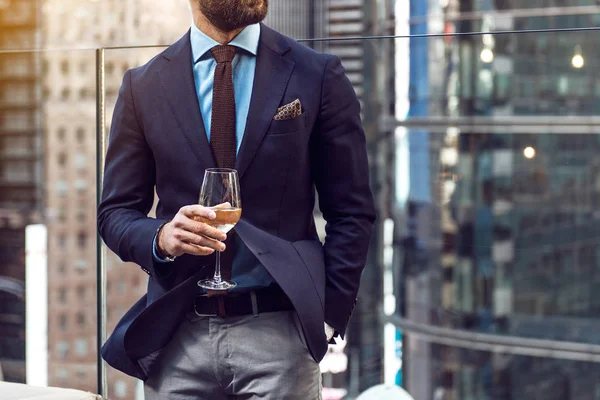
[144,310,322,399]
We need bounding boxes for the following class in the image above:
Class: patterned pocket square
[274,99,302,121]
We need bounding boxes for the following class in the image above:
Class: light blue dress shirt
[191,22,257,151]
[154,23,275,293]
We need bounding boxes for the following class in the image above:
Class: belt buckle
[193,298,218,317]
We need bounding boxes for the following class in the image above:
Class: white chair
[0,382,102,399]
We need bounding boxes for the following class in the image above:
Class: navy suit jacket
[97,24,375,380]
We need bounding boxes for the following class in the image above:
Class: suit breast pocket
[266,112,309,135]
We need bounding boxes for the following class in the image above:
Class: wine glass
[196,168,241,291]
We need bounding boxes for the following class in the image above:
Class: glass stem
[214,251,222,283]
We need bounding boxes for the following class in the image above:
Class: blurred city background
[1,0,600,399]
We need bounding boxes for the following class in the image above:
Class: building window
[78,232,87,249]
[58,314,68,331]
[57,207,66,223]
[58,287,67,303]
[42,86,51,100]
[61,88,70,101]
[41,59,49,77]
[3,136,28,155]
[77,312,86,328]
[79,87,89,100]
[58,234,67,249]
[79,61,87,74]
[76,127,86,143]
[74,338,88,357]
[60,60,69,75]
[56,341,69,360]
[58,152,67,167]
[57,261,66,274]
[106,62,114,75]
[2,110,32,131]
[77,208,86,223]
[56,180,68,196]
[2,82,31,106]
[56,368,69,382]
[74,152,87,169]
[77,285,86,301]
[75,259,88,273]
[75,179,88,193]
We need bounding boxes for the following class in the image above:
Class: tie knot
[211,45,236,63]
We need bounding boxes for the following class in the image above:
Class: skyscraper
[42,0,189,395]
[397,1,600,398]
[0,0,41,384]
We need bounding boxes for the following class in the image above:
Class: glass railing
[1,11,600,400]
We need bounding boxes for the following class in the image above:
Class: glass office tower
[397,0,600,398]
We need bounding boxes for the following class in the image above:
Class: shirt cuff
[152,232,170,263]
[325,322,336,342]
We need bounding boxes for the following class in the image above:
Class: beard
[198,0,269,32]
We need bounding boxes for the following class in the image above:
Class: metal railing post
[95,48,108,398]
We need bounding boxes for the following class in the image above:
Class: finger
[213,202,232,210]
[192,222,228,241]
[180,217,227,241]
[172,215,227,241]
[181,205,216,220]
[176,230,226,252]
[180,243,215,257]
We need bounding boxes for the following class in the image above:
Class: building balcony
[0,22,36,31]
[0,180,36,189]
[0,76,37,84]
[0,129,37,137]
[0,153,38,162]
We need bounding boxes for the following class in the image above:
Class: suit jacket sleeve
[312,55,376,339]
[97,70,170,281]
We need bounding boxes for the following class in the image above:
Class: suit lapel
[158,30,216,170]
[235,25,295,179]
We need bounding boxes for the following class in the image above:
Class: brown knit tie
[209,45,236,291]
[210,45,237,169]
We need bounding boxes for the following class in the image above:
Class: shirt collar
[191,23,261,63]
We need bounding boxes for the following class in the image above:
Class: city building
[396,0,600,398]
[41,0,189,396]
[264,0,325,48]
[0,0,41,384]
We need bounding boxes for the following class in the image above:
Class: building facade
[397,0,600,398]
[42,0,189,396]
[0,0,41,385]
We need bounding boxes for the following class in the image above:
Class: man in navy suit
[98,0,375,398]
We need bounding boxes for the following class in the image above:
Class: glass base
[197,279,237,291]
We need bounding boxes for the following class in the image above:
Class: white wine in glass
[196,168,241,291]
[193,207,241,234]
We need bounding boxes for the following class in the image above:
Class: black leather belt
[193,286,293,318]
